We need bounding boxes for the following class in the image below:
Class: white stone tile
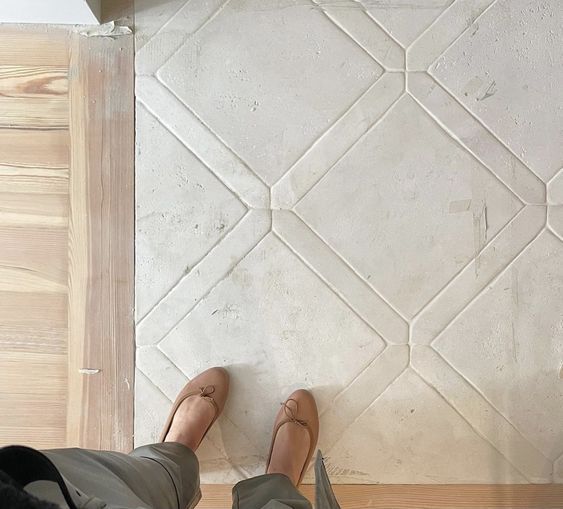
[273,210,408,344]
[435,231,563,462]
[411,205,545,345]
[134,0,184,51]
[327,369,527,483]
[160,233,385,458]
[137,76,269,209]
[135,0,561,484]
[135,104,246,319]
[406,0,495,71]
[272,72,404,209]
[297,95,521,318]
[157,0,382,185]
[548,170,563,205]
[359,0,454,48]
[136,0,224,76]
[408,72,545,204]
[134,369,171,446]
[314,0,404,69]
[430,0,563,181]
[136,346,188,401]
[411,346,552,481]
[136,209,271,346]
[548,205,563,240]
[555,455,563,483]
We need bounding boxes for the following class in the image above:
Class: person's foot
[160,367,229,451]
[266,389,319,486]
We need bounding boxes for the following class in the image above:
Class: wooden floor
[0,23,134,452]
[201,484,563,509]
[0,27,70,449]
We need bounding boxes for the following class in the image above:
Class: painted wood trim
[200,483,563,509]
[66,29,134,451]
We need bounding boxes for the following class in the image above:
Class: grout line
[323,364,407,456]
[429,221,545,347]
[270,73,385,189]
[272,229,390,344]
[293,207,411,323]
[136,96,253,209]
[292,92,404,209]
[427,73,546,186]
[407,83,530,207]
[155,76,270,188]
[412,362,535,482]
[153,222,271,348]
[310,0,389,69]
[153,0,230,79]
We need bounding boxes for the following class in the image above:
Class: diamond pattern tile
[157,0,382,185]
[135,0,562,483]
[430,0,563,181]
[159,233,385,475]
[360,0,454,47]
[135,104,246,318]
[435,231,563,460]
[296,95,522,318]
[327,369,526,483]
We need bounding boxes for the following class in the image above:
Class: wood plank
[0,65,68,128]
[0,225,67,286]
[67,29,134,451]
[0,28,69,67]
[0,129,69,168]
[0,350,66,449]
[0,291,67,351]
[0,165,68,195]
[0,192,67,226]
[200,484,563,509]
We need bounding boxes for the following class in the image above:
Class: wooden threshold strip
[66,27,134,451]
[200,483,563,509]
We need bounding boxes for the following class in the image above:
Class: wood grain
[0,351,67,450]
[0,65,68,128]
[0,225,68,286]
[0,25,70,451]
[0,291,67,351]
[0,129,69,168]
[0,192,67,226]
[200,483,563,509]
[0,165,68,195]
[66,30,135,451]
[0,28,69,67]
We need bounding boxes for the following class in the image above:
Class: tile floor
[134,0,563,483]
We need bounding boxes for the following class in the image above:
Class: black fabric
[0,469,60,509]
[0,446,77,509]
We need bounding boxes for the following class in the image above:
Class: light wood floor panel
[0,28,69,67]
[200,484,563,509]
[0,129,69,168]
[0,165,69,195]
[0,291,68,348]
[0,26,70,450]
[0,65,68,128]
[0,192,67,226]
[0,225,67,285]
[0,20,134,453]
[0,351,67,449]
[66,27,135,452]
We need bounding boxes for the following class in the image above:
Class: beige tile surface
[135,0,563,483]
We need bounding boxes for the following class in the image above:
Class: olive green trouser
[23,443,314,509]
